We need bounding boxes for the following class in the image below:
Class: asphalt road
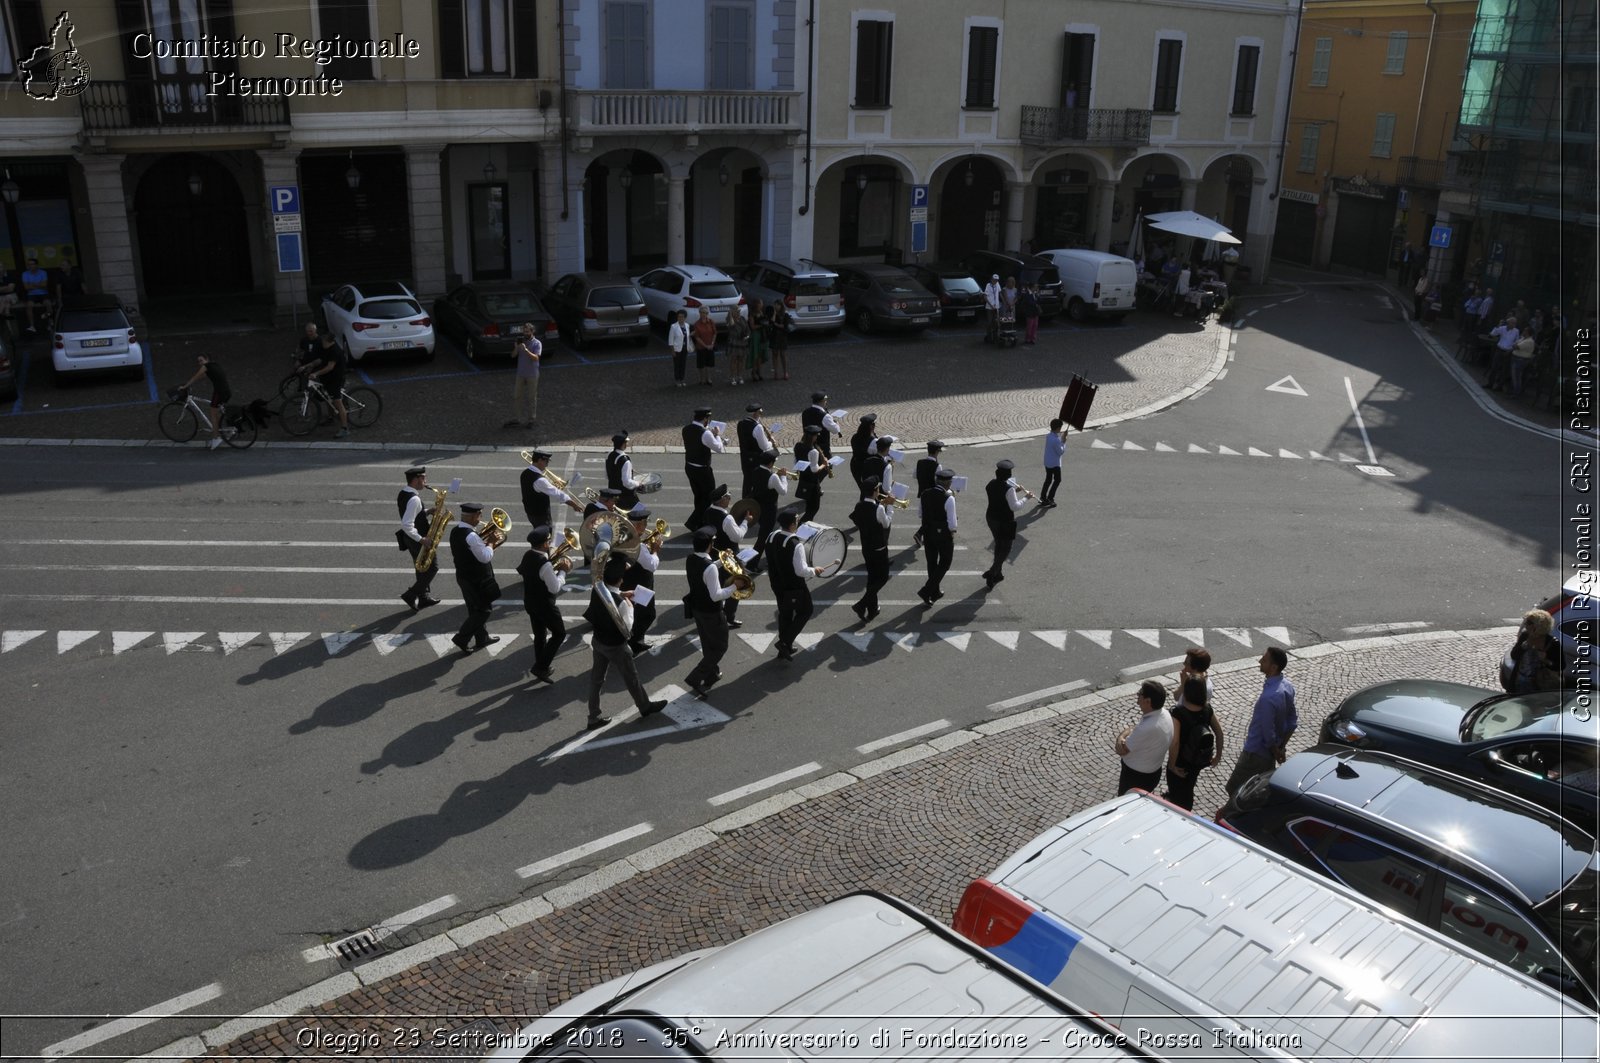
[0,281,1564,1058]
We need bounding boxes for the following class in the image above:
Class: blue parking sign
[276,233,303,273]
[1428,224,1452,249]
[911,184,929,209]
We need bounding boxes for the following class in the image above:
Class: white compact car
[52,295,144,381]
[632,264,744,329]
[320,280,436,361]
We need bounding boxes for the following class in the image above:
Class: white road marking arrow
[321,632,362,656]
[1123,629,1162,648]
[112,631,153,655]
[837,632,875,653]
[1032,630,1069,650]
[739,633,776,654]
[1214,627,1254,646]
[544,685,730,760]
[1265,375,1308,396]
[1077,629,1114,649]
[371,634,412,656]
[1257,626,1293,645]
[985,630,1020,650]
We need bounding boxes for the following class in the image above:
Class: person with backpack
[1164,676,1225,811]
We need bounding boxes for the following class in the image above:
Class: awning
[1144,210,1242,245]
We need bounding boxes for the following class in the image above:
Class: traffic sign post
[909,185,929,258]
[1429,224,1453,249]
[270,185,305,326]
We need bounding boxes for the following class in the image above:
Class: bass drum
[800,522,849,577]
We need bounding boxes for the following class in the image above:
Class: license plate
[80,338,111,348]
[382,340,413,349]
[607,327,629,335]
[911,317,929,324]
[1101,299,1118,307]
[956,311,975,319]
[805,304,828,312]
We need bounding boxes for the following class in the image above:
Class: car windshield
[1020,266,1061,286]
[358,298,422,321]
[481,293,541,316]
[1463,691,1571,741]
[941,275,982,294]
[792,277,840,297]
[689,280,739,300]
[589,286,642,307]
[58,310,127,332]
[875,277,920,295]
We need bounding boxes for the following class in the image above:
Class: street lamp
[345,151,361,191]
[483,160,497,183]
[188,173,203,197]
[718,163,730,187]
[619,168,633,189]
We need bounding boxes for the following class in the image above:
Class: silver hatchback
[732,259,845,333]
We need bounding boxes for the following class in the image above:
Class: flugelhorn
[475,507,512,549]
[546,528,581,571]
[876,487,910,510]
[642,519,672,550]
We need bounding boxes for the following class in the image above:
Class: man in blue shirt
[1039,419,1066,508]
[20,257,50,333]
[1224,646,1297,797]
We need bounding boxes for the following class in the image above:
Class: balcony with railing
[1398,156,1445,188]
[80,75,289,133]
[571,90,801,134]
[1019,105,1152,148]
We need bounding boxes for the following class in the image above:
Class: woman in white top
[667,308,691,388]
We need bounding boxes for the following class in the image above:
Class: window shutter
[511,0,537,77]
[854,21,876,106]
[966,26,997,108]
[439,0,465,78]
[12,1,47,73]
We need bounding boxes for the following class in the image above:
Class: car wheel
[855,308,873,334]
[1068,298,1088,323]
[464,337,478,363]
[572,325,588,351]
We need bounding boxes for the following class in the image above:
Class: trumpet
[475,507,512,550]
[771,466,800,481]
[876,488,910,510]
[547,528,581,572]
[641,518,672,550]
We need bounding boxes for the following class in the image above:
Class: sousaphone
[579,509,640,561]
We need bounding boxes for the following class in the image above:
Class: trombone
[520,453,583,507]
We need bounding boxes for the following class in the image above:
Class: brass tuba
[475,507,512,550]
[716,548,756,601]
[581,509,639,561]
[414,487,453,573]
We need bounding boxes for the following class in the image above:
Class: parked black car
[1219,745,1598,1006]
[835,264,939,334]
[540,273,652,349]
[1319,679,1600,831]
[903,263,986,325]
[960,250,1065,319]
[431,282,556,363]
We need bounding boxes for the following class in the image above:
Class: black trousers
[857,548,890,613]
[1117,762,1163,796]
[404,540,438,598]
[776,586,814,648]
[920,529,953,598]
[687,609,729,688]
[454,578,497,646]
[1040,466,1061,504]
[527,605,565,673]
[588,639,652,718]
[629,599,656,647]
[985,521,1016,582]
[797,486,820,524]
[671,349,687,382]
[1163,761,1205,811]
[685,464,716,528]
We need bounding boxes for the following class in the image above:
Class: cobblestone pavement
[179,629,1510,1060]
[1,311,1225,450]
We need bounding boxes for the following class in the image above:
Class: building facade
[1276,0,1479,278]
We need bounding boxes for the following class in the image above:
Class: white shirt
[872,502,893,529]
[1001,480,1027,513]
[800,445,822,471]
[1175,269,1192,297]
[752,422,773,452]
[634,543,661,573]
[538,557,565,594]
[531,468,568,502]
[943,493,958,532]
[765,470,790,497]
[668,321,691,352]
[787,534,815,580]
[701,426,726,453]
[810,405,841,436]
[613,451,640,488]
[1491,324,1520,350]
[720,511,749,543]
[696,551,736,602]
[454,520,494,562]
[600,583,634,630]
[399,486,425,543]
[875,455,896,489]
[1122,708,1175,774]
[984,281,1002,309]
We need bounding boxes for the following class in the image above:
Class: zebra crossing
[1087,438,1367,463]
[1,625,1296,660]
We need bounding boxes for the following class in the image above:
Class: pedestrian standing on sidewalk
[769,303,792,380]
[1224,647,1297,796]
[983,273,1002,343]
[1173,644,1213,703]
[692,306,718,387]
[1039,419,1066,508]
[667,309,691,388]
[1412,273,1430,321]
[747,298,768,381]
[1486,316,1520,391]
[1115,680,1173,796]
[1019,281,1041,345]
[505,322,541,429]
[725,303,750,385]
[1164,677,1224,811]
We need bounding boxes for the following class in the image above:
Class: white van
[1037,249,1138,322]
[954,794,1597,1062]
[490,891,1163,1061]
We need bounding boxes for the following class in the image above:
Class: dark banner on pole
[1060,375,1097,431]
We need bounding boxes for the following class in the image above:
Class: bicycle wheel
[276,372,306,405]
[158,401,199,442]
[224,409,257,449]
[279,389,323,436]
[343,386,383,428]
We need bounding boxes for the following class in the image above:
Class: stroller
[995,306,1019,348]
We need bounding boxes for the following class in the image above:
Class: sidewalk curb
[0,322,1234,458]
[147,624,1510,1059]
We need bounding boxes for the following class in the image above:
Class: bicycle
[279,376,382,436]
[158,387,257,448]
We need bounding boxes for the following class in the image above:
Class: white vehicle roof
[980,795,1597,1063]
[495,893,1156,1061]
[652,264,736,282]
[1037,249,1135,266]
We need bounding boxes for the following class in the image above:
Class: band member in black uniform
[849,413,878,490]
[605,432,646,511]
[982,459,1032,590]
[621,505,661,655]
[862,435,896,494]
[450,502,503,655]
[584,555,668,729]
[685,527,737,696]
[583,486,622,520]
[750,452,790,551]
[850,476,893,623]
[705,485,751,627]
[736,403,774,491]
[397,466,443,611]
[793,423,826,524]
[800,392,842,459]
[521,448,582,529]
[917,468,957,606]
[682,406,725,531]
[516,525,568,681]
[911,439,945,551]
[766,508,827,660]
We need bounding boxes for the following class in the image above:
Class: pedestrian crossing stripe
[1154,443,1176,452]
[1,626,1309,658]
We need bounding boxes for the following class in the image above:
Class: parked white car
[632,264,744,329]
[320,281,435,361]
[51,295,144,382]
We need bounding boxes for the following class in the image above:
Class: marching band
[405,394,1050,723]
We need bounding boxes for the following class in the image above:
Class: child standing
[1039,418,1066,508]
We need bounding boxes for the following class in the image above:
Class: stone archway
[936,155,1008,261]
[812,153,916,263]
[686,148,767,266]
[1199,154,1261,241]
[583,149,668,272]
[133,153,252,299]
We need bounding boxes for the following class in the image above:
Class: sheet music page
[830,408,848,420]
[793,460,811,472]
[891,482,909,500]
[795,524,819,541]
[448,477,462,493]
[737,547,760,564]
[888,449,906,463]
[951,476,969,493]
[827,455,846,467]
[630,586,655,607]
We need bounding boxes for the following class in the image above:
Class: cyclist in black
[182,355,233,450]
[302,329,351,438]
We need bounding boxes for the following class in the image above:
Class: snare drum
[634,472,664,494]
[801,522,849,577]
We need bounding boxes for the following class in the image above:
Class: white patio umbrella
[1144,210,1241,244]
